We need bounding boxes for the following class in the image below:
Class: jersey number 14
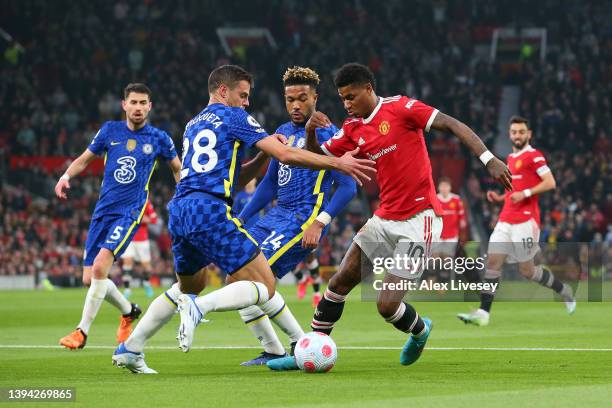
[181,129,218,179]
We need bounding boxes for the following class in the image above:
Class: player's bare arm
[486,190,505,203]
[237,134,288,188]
[54,148,98,200]
[430,112,513,191]
[304,111,332,155]
[168,156,182,184]
[302,220,325,249]
[510,170,556,203]
[255,136,375,186]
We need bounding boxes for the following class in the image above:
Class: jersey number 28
[181,129,218,179]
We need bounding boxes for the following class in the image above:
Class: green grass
[1,285,611,407]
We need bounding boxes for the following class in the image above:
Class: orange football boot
[116,303,142,344]
[59,328,87,349]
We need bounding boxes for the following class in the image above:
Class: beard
[513,139,527,149]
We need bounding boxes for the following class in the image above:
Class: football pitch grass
[1,285,610,407]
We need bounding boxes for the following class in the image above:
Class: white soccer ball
[294,332,337,373]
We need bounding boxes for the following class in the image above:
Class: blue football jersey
[174,103,269,201]
[88,121,177,219]
[273,122,338,212]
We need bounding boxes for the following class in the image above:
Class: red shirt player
[458,115,574,328]
[132,201,158,244]
[294,63,510,368]
[121,200,158,298]
[434,176,467,256]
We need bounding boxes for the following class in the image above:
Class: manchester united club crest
[379,121,390,135]
[126,139,137,152]
[450,201,456,208]
[515,159,522,170]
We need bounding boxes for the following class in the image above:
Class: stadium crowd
[1,0,609,279]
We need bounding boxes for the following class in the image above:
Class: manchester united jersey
[321,95,442,220]
[132,200,158,242]
[437,193,466,239]
[499,145,550,225]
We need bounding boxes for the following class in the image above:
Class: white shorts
[120,240,151,263]
[488,219,540,264]
[432,237,458,257]
[353,209,442,279]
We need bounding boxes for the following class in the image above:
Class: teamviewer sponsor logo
[366,144,397,161]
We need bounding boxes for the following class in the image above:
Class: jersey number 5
[181,129,219,179]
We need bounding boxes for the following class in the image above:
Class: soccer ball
[294,332,337,373]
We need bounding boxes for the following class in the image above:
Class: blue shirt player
[160,65,374,355]
[56,83,182,351]
[236,66,356,366]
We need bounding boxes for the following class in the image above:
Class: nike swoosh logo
[111,141,121,145]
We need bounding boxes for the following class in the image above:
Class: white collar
[510,144,533,158]
[362,97,383,124]
[437,193,453,203]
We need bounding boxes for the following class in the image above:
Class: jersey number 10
[181,129,218,179]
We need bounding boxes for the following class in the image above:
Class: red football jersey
[437,193,466,239]
[321,95,442,220]
[133,201,158,241]
[499,145,550,225]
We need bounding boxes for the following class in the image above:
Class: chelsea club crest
[142,144,153,154]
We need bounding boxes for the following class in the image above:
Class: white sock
[104,279,132,314]
[77,278,108,334]
[125,283,180,353]
[260,292,304,343]
[239,305,286,355]
[194,281,270,315]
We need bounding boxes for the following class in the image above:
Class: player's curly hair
[334,63,376,90]
[283,66,320,89]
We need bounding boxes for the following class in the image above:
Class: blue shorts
[84,214,141,266]
[168,194,260,276]
[249,206,329,278]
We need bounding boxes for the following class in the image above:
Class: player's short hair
[283,66,320,89]
[438,176,452,186]
[509,115,530,129]
[208,65,253,93]
[124,83,152,100]
[334,63,376,90]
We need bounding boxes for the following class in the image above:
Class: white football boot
[457,308,490,326]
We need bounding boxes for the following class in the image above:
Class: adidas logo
[358,137,366,146]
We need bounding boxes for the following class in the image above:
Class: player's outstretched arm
[237,134,287,188]
[430,112,513,191]
[509,171,556,203]
[238,160,278,223]
[54,149,97,199]
[255,136,375,186]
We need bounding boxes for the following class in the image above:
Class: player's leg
[520,258,576,314]
[376,210,440,365]
[113,281,183,374]
[59,265,93,349]
[294,262,309,300]
[136,241,154,297]
[121,251,134,299]
[311,242,363,334]
[239,221,298,365]
[267,242,364,371]
[457,252,505,326]
[458,222,511,326]
[305,253,323,307]
[177,252,277,351]
[113,254,208,372]
[376,273,432,365]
